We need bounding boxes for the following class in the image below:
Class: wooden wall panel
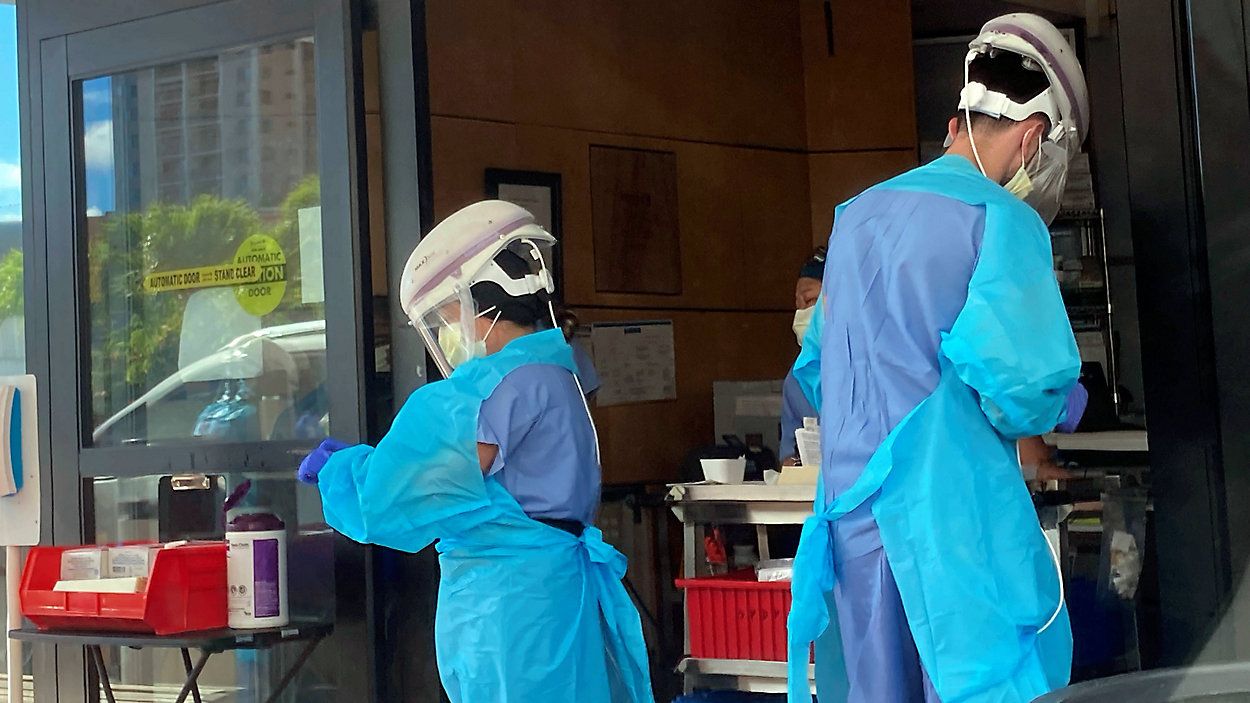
[430,117,812,312]
[530,126,810,312]
[589,146,683,295]
[422,3,923,486]
[363,31,387,296]
[801,0,918,151]
[426,0,807,149]
[429,117,520,219]
[425,0,516,122]
[807,149,917,246]
[362,29,381,115]
[366,115,388,296]
[575,307,796,485]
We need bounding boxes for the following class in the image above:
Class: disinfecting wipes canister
[226,514,288,629]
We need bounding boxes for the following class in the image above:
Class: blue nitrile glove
[1056,382,1089,434]
[297,438,351,484]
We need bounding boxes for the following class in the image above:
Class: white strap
[959,82,1062,132]
[1038,525,1066,634]
[548,301,601,465]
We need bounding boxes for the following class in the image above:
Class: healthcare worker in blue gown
[780,247,825,463]
[296,200,654,703]
[787,14,1092,703]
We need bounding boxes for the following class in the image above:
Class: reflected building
[109,39,317,216]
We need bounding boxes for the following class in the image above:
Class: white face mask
[793,305,816,347]
[437,308,499,369]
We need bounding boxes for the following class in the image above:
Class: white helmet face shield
[957,14,1089,222]
[415,237,556,376]
[399,201,557,376]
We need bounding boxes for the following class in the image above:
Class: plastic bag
[1098,488,1148,601]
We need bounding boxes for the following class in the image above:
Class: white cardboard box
[108,545,161,578]
[60,547,108,581]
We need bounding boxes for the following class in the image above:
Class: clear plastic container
[795,417,821,468]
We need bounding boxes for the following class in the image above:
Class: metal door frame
[1119,0,1250,665]
[17,0,376,699]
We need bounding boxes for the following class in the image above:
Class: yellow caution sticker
[232,234,287,316]
[142,235,288,316]
[142,263,261,293]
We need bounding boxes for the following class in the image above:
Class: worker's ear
[1022,116,1048,162]
[947,116,961,142]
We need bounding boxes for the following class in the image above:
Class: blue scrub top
[477,363,601,524]
[820,187,987,562]
[571,341,601,397]
[780,370,817,459]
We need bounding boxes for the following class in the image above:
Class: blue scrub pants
[831,546,941,702]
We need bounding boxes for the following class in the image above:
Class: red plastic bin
[676,569,794,661]
[20,543,228,635]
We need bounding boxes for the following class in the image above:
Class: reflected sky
[0,12,115,220]
[81,76,115,215]
[0,6,20,223]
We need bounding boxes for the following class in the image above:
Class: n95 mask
[436,307,499,370]
[793,306,815,347]
[437,325,484,370]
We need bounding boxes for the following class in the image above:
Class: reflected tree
[88,177,323,416]
[0,177,326,418]
[0,248,22,320]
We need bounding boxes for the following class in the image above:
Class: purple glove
[1056,382,1089,434]
[297,438,351,485]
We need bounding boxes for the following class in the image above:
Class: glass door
[0,2,34,699]
[33,0,374,701]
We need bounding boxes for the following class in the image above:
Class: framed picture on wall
[484,169,563,297]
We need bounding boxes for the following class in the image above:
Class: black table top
[10,620,332,653]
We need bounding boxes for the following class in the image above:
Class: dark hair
[799,245,827,282]
[470,249,551,328]
[955,50,1053,134]
[552,304,579,342]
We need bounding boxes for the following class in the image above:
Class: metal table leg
[756,524,771,562]
[173,650,211,703]
[263,636,324,703]
[682,522,697,695]
[88,646,117,703]
[180,648,204,703]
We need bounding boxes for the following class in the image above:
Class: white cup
[700,457,747,484]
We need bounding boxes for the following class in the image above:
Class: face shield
[413,290,499,376]
[413,238,554,376]
[399,200,557,378]
[1021,126,1076,224]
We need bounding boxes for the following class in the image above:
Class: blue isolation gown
[316,329,653,703]
[572,340,602,397]
[780,371,818,459]
[788,155,1080,703]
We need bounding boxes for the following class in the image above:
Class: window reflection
[0,3,30,690]
[90,474,337,701]
[83,38,327,448]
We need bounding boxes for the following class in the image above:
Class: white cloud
[83,121,115,171]
[82,88,110,109]
[0,162,20,221]
[0,162,19,190]
[86,207,103,218]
